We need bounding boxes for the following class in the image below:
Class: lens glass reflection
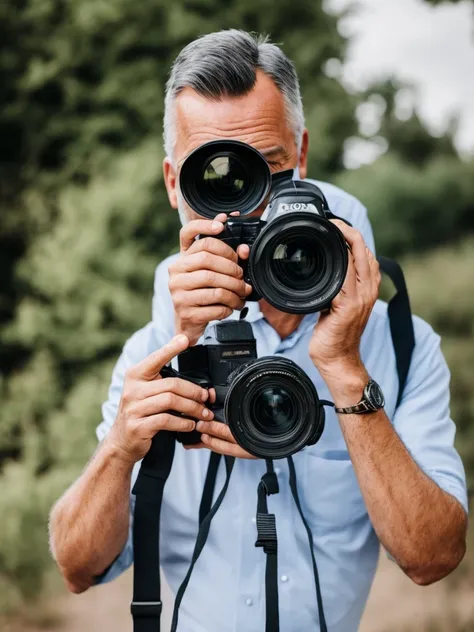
[202,156,247,200]
[253,386,296,436]
[270,237,325,290]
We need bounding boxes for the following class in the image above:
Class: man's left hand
[309,221,381,385]
[184,420,257,459]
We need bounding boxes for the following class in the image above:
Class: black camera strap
[255,459,281,632]
[131,430,176,632]
[287,455,328,632]
[170,455,235,632]
[377,256,415,406]
[199,452,222,525]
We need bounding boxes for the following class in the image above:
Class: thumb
[135,334,189,380]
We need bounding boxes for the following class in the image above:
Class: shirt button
[245,598,253,606]
[281,575,289,583]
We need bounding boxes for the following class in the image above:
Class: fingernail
[196,421,204,431]
[212,221,223,231]
[201,390,209,402]
[245,284,253,293]
[176,334,188,344]
[202,408,211,418]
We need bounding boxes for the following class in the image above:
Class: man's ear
[298,129,309,180]
[163,157,178,209]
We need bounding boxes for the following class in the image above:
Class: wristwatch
[334,379,385,415]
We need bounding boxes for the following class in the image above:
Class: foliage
[0,0,357,611]
[0,0,473,616]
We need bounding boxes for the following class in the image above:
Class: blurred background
[0,0,473,630]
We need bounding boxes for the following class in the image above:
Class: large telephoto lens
[249,212,348,313]
[179,140,272,219]
[224,357,325,459]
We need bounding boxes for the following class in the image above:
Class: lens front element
[250,212,348,313]
[179,140,271,218]
[225,356,324,459]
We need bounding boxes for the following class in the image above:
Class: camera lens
[179,140,271,219]
[249,213,348,314]
[203,155,246,198]
[252,386,297,436]
[224,357,324,459]
[270,237,326,290]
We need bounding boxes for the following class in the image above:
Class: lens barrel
[224,356,324,458]
[249,212,348,313]
[179,140,271,218]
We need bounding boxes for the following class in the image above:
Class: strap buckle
[255,512,278,554]
[130,601,162,618]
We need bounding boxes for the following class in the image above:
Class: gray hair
[163,30,305,161]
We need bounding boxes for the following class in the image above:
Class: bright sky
[327,0,474,163]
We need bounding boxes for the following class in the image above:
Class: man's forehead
[174,71,294,159]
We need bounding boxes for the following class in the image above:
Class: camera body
[216,177,345,309]
[162,320,325,459]
[180,140,349,314]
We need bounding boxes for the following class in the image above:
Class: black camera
[161,320,325,459]
[179,140,348,313]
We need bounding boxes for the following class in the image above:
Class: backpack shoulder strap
[131,430,176,632]
[377,256,416,407]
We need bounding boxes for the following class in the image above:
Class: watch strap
[334,400,374,415]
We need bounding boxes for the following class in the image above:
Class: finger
[171,270,252,296]
[330,220,370,283]
[196,420,237,443]
[185,237,239,264]
[367,250,381,297]
[200,433,256,459]
[333,252,357,304]
[139,376,209,403]
[173,251,243,278]
[140,413,197,435]
[175,288,246,311]
[137,392,214,420]
[179,214,228,251]
[132,334,189,380]
[183,442,207,450]
[236,243,250,260]
[178,304,235,325]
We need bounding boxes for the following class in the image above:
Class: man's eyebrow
[259,145,287,159]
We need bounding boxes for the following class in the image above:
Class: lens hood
[224,356,324,459]
[179,140,272,218]
[249,212,348,313]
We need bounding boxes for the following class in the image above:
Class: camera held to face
[179,139,348,313]
[160,320,325,459]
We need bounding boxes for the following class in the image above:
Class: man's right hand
[168,212,253,345]
[108,334,213,464]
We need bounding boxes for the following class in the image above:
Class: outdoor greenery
[0,0,472,617]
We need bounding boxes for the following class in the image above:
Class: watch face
[366,380,385,410]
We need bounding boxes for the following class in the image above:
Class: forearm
[49,435,134,593]
[327,369,467,584]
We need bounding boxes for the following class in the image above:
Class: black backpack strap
[377,256,416,407]
[131,430,177,632]
[171,455,235,632]
[255,459,280,632]
[199,452,222,525]
[287,456,327,632]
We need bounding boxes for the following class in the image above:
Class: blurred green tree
[0,0,357,609]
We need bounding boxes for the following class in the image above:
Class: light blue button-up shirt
[96,181,467,631]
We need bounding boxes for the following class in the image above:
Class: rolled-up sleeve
[95,322,168,584]
[392,318,468,513]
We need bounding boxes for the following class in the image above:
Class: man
[49,30,468,632]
